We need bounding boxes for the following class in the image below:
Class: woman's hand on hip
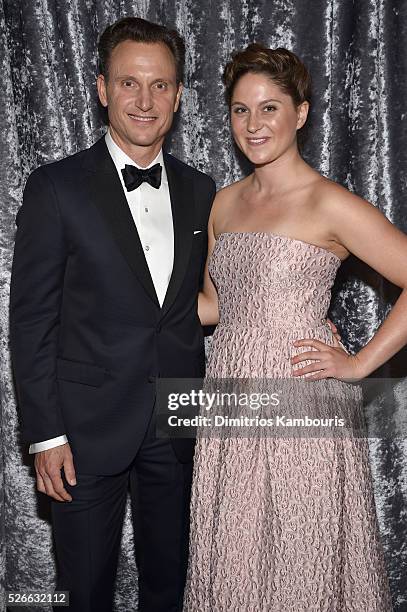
[291,338,366,380]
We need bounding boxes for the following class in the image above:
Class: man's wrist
[29,435,68,454]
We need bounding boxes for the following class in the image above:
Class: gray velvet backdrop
[1,0,406,610]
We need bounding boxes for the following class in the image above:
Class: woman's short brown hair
[223,43,311,107]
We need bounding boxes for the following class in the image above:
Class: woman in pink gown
[183,44,407,611]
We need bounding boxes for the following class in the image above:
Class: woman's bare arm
[198,204,220,326]
[293,186,407,379]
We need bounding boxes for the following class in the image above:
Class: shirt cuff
[29,435,68,454]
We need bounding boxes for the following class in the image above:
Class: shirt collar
[105,129,167,184]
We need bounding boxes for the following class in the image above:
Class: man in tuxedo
[10,16,215,612]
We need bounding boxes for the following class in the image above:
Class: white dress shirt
[29,130,174,454]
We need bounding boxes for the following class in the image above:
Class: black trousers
[51,415,193,612]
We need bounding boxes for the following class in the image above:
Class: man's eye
[155,82,168,89]
[123,81,134,87]
[233,107,247,114]
[264,105,277,112]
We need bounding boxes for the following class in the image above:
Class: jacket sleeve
[10,167,68,443]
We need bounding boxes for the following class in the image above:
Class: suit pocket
[56,357,106,387]
[191,230,206,255]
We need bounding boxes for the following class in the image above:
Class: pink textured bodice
[207,232,342,378]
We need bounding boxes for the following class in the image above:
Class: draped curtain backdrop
[1,0,406,610]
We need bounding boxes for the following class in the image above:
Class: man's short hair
[98,16,185,83]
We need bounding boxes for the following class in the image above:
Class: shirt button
[145,245,150,252]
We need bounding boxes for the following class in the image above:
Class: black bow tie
[121,163,162,191]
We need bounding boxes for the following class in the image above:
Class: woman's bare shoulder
[210,176,250,226]
[311,176,391,248]
[313,175,371,210]
[215,175,250,203]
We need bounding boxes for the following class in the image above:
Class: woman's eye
[233,107,247,114]
[264,105,277,112]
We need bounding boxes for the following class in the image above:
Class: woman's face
[230,72,308,166]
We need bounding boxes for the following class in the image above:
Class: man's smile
[128,113,157,122]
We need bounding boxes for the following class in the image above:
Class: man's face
[97,40,182,157]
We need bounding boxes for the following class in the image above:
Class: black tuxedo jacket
[10,137,216,474]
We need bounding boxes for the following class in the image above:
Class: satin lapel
[84,138,160,307]
[161,153,194,316]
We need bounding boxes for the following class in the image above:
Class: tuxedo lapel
[83,138,160,308]
[161,153,194,316]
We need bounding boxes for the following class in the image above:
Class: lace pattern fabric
[183,232,392,611]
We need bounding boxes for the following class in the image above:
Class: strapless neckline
[216,231,343,264]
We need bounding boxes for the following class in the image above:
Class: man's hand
[34,443,76,502]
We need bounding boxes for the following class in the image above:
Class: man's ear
[296,101,309,130]
[97,74,108,108]
[174,82,183,113]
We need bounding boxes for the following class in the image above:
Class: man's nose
[136,86,154,112]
